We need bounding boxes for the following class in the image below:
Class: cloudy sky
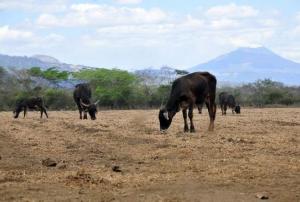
[0,0,300,69]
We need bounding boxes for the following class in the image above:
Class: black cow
[159,72,217,132]
[219,92,240,115]
[73,83,99,120]
[13,97,48,119]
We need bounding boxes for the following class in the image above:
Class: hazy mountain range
[189,47,300,85]
[1,47,299,85]
[0,54,88,71]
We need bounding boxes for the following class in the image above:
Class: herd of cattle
[13,72,240,132]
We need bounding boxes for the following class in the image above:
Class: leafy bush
[44,88,74,110]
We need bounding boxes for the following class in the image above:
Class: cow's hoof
[184,127,189,133]
[208,127,214,132]
[190,128,195,133]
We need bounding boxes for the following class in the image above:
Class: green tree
[73,68,137,108]
[44,88,74,109]
[28,67,43,77]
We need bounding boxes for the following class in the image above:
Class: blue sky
[1,0,300,69]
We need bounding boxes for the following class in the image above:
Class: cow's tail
[208,73,217,123]
[208,74,217,102]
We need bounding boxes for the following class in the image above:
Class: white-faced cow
[13,97,48,119]
[219,92,240,115]
[159,72,217,133]
[73,83,99,120]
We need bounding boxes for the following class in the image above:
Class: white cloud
[278,47,300,63]
[210,18,240,29]
[44,33,64,43]
[80,15,205,49]
[296,12,300,21]
[227,30,274,48]
[37,14,61,27]
[0,25,64,53]
[37,4,168,27]
[0,0,68,13]
[0,26,33,41]
[115,0,142,5]
[205,3,258,19]
[2,1,298,68]
[228,36,262,48]
[259,19,279,27]
[293,26,300,34]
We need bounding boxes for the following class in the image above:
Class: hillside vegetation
[0,66,299,110]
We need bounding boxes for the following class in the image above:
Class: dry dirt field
[0,108,299,202]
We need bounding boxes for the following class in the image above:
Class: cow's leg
[220,104,224,115]
[23,107,27,118]
[206,101,216,131]
[76,105,83,119]
[79,109,83,119]
[197,103,203,114]
[79,108,82,119]
[42,106,48,118]
[182,109,189,132]
[40,107,43,118]
[188,106,195,133]
[224,105,227,115]
[83,111,88,119]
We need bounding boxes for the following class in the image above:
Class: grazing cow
[13,97,48,119]
[73,83,99,120]
[219,92,240,115]
[159,72,217,132]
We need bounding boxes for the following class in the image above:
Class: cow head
[234,105,241,114]
[80,100,99,120]
[158,108,175,131]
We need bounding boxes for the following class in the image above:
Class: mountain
[189,47,300,85]
[135,66,178,85]
[0,54,90,71]
[32,55,60,64]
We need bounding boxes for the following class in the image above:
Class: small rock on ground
[256,192,269,200]
[42,158,57,167]
[112,165,122,172]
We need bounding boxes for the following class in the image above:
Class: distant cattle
[73,83,99,120]
[13,97,48,119]
[219,92,240,115]
[159,72,217,132]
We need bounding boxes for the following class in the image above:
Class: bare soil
[0,108,299,201]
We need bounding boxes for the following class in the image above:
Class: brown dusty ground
[0,108,299,202]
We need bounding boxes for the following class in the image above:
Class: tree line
[0,66,299,111]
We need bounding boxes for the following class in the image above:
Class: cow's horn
[80,99,90,107]
[160,98,166,109]
[94,100,100,105]
[163,111,169,120]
